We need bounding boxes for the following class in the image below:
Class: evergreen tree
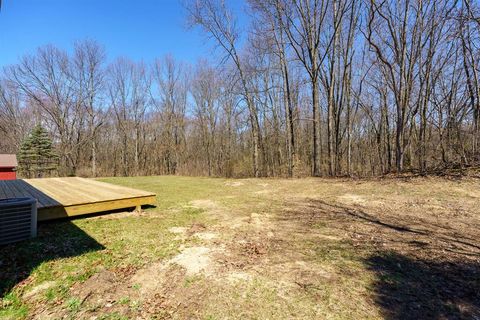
[18,125,59,178]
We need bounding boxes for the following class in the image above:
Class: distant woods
[0,0,479,178]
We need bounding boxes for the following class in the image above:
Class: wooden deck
[0,178,156,221]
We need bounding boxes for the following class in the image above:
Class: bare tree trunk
[312,77,321,176]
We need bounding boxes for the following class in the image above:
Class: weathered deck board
[0,178,156,221]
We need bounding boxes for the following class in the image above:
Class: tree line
[0,0,479,178]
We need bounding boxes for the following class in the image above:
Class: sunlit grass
[1,175,478,319]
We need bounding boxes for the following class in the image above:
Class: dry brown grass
[1,176,479,319]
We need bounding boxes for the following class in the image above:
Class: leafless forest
[1,0,479,178]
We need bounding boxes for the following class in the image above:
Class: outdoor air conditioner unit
[0,197,37,245]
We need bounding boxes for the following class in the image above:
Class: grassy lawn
[1,176,479,319]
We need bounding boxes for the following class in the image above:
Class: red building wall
[0,167,16,180]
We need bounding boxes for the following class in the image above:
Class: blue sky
[0,0,248,68]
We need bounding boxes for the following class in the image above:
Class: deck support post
[135,205,142,213]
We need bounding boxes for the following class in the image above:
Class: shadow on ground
[367,252,480,319]
[0,221,104,298]
[278,198,480,319]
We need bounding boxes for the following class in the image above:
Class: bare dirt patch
[72,270,119,303]
[279,193,480,319]
[225,271,252,283]
[190,199,218,209]
[8,177,480,320]
[170,246,214,276]
[194,232,217,240]
[224,181,244,187]
[248,212,272,228]
[337,193,367,205]
[187,222,207,235]
[168,226,187,234]
[130,261,170,295]
[22,281,56,300]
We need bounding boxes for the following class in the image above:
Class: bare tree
[0,80,33,152]
[186,0,264,177]
[1,0,478,178]
[73,40,106,177]
[7,45,88,175]
[107,58,150,176]
[151,55,188,175]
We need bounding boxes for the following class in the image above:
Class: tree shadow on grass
[278,198,480,319]
[0,221,105,298]
[366,252,480,320]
